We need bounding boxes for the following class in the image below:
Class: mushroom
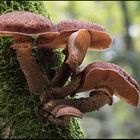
[36,20,112,87]
[36,20,112,50]
[2,11,139,126]
[51,104,83,124]
[52,105,83,118]
[49,61,140,107]
[0,11,59,95]
[41,61,140,124]
[78,62,140,107]
[36,20,112,73]
[43,104,83,125]
[41,91,112,125]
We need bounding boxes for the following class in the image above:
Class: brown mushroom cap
[36,20,112,50]
[55,20,112,50]
[0,11,57,36]
[55,20,105,32]
[79,62,140,107]
[51,105,83,119]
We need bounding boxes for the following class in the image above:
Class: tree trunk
[0,1,84,139]
[120,1,140,84]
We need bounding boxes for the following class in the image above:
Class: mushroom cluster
[0,11,139,125]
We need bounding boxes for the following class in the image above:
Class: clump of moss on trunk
[0,1,84,139]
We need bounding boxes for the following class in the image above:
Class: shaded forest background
[43,1,140,139]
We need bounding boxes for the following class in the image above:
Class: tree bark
[0,1,84,139]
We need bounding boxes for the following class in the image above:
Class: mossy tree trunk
[0,1,84,139]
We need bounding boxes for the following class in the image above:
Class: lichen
[0,0,84,139]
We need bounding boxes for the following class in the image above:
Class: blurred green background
[41,1,140,139]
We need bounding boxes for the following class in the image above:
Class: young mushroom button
[79,62,140,107]
[0,11,59,95]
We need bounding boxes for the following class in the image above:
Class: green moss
[0,1,84,139]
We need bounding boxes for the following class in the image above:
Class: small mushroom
[51,104,83,119]
[79,62,140,107]
[51,105,83,125]
[41,92,111,125]
[0,11,59,95]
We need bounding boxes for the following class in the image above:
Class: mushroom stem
[42,91,112,115]
[50,63,72,87]
[14,43,49,95]
[50,74,81,99]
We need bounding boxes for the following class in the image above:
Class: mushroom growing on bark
[43,62,140,124]
[78,62,140,107]
[42,90,112,125]
[1,11,139,125]
[51,61,140,105]
[50,62,140,106]
[0,11,59,95]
